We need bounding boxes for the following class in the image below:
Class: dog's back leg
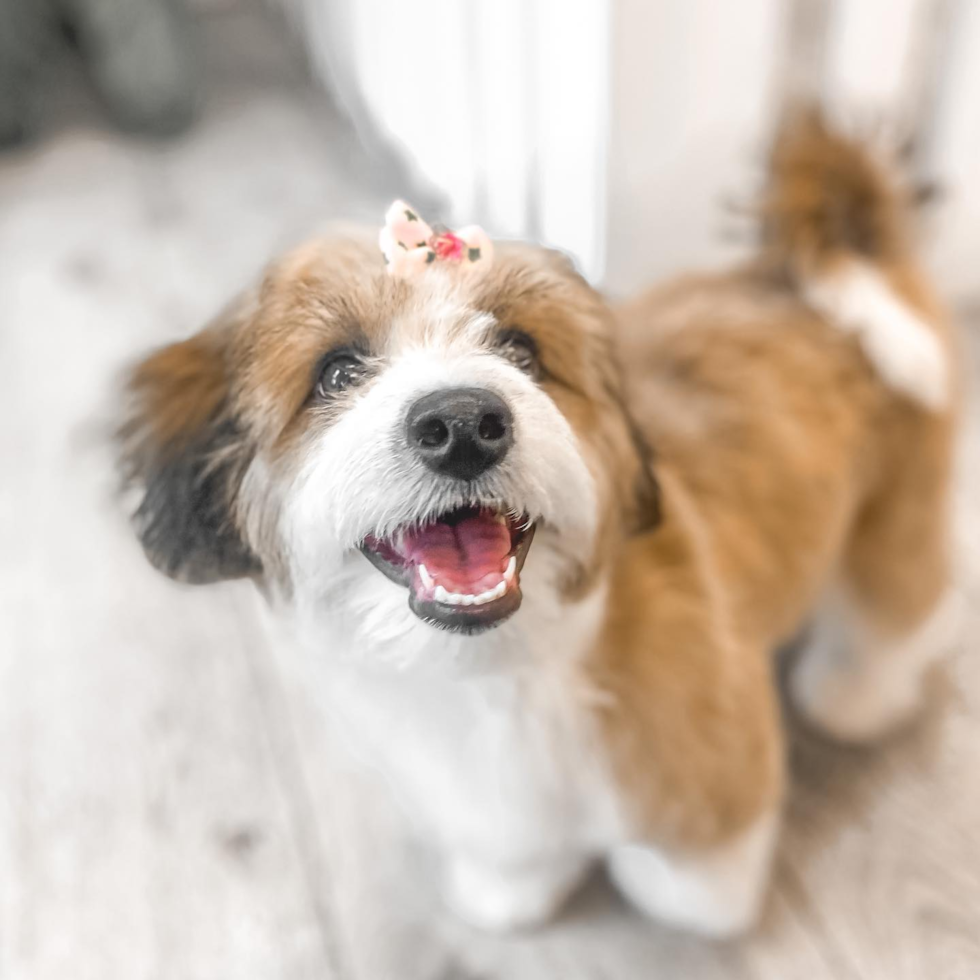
[789,408,959,743]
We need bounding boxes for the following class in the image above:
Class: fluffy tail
[760,108,949,411]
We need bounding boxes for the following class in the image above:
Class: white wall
[926,1,980,305]
[605,0,783,297]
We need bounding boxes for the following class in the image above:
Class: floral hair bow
[379,200,493,279]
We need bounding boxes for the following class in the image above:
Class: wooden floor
[2,10,979,980]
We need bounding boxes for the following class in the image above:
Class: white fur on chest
[309,577,622,865]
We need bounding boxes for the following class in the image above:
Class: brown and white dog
[117,113,958,935]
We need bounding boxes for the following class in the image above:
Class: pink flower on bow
[379,200,493,279]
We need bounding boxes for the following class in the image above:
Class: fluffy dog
[117,113,957,935]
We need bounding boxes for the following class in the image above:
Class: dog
[117,111,958,936]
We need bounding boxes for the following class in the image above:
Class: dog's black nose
[406,387,514,480]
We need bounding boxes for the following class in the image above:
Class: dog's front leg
[592,491,786,937]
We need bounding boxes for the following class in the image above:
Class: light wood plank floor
[2,9,978,979]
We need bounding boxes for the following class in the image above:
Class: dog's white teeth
[418,563,435,590]
[478,581,508,605]
[502,556,517,583]
[433,579,509,607]
[470,581,505,606]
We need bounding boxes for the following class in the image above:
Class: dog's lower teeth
[431,580,509,607]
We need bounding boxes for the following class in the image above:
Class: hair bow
[379,200,493,279]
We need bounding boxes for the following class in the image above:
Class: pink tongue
[402,513,511,592]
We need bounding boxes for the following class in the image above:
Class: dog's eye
[496,330,540,378]
[316,351,367,397]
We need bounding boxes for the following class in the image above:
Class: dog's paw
[789,634,927,743]
[607,811,777,939]
[790,591,959,744]
[443,855,585,932]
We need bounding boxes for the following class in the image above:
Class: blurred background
[2,1,979,978]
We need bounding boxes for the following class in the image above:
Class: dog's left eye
[496,330,540,378]
[317,351,367,397]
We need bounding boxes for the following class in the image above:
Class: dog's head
[118,230,656,647]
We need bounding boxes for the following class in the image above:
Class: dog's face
[119,231,654,647]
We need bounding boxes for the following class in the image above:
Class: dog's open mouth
[361,505,536,633]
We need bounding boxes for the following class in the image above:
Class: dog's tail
[759,107,949,411]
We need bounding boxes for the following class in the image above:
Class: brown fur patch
[593,470,785,848]
[125,332,230,455]
[762,107,912,276]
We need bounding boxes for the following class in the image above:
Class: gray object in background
[0,0,199,145]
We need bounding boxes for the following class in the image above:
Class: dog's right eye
[496,329,540,379]
[316,351,367,397]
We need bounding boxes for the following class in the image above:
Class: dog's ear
[597,345,661,537]
[627,427,661,535]
[117,303,261,584]
[616,395,661,536]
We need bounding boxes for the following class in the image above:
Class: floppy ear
[608,379,661,536]
[625,419,661,535]
[117,313,261,584]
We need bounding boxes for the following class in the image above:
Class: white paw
[607,812,778,938]
[790,591,959,744]
[443,855,585,932]
[790,635,925,742]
